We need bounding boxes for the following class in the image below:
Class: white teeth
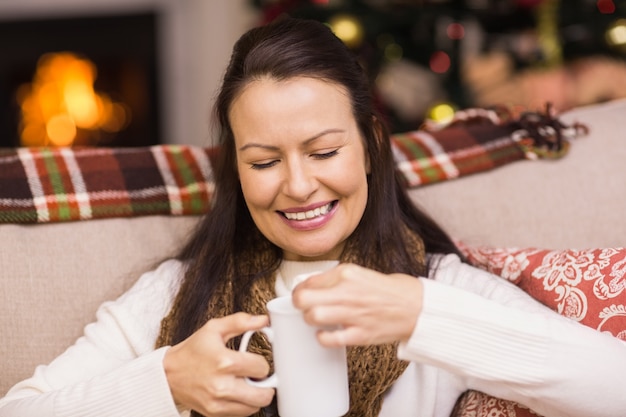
[284,202,332,221]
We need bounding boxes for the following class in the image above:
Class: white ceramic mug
[239,295,350,417]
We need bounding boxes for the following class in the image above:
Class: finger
[230,379,275,408]
[317,329,346,348]
[293,264,359,310]
[296,263,358,290]
[206,338,271,380]
[316,325,373,348]
[301,304,354,328]
[197,372,274,415]
[208,312,269,342]
[199,400,260,417]
[199,387,273,417]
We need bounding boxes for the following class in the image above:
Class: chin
[283,244,342,262]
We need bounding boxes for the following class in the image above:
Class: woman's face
[230,76,370,261]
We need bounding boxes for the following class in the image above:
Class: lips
[281,201,336,221]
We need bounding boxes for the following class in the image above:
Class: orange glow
[17,52,131,147]
[46,114,76,146]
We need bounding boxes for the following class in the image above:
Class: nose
[282,157,317,201]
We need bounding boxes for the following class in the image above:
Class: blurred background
[0,0,625,148]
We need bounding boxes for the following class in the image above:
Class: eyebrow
[238,128,345,152]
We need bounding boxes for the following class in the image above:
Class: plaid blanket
[393,122,525,188]
[0,146,215,223]
[0,107,586,223]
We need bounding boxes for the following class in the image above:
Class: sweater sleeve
[398,254,626,417]
[0,259,186,417]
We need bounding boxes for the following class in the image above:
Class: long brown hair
[167,16,463,346]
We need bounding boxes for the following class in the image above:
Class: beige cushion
[409,99,626,249]
[0,215,200,394]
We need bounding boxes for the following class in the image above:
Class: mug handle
[238,327,278,388]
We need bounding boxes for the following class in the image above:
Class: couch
[1,98,625,415]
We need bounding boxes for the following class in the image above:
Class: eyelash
[313,149,339,160]
[250,149,339,170]
[251,160,278,170]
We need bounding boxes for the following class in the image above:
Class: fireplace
[0,12,161,147]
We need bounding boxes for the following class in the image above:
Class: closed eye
[250,160,279,170]
[250,149,338,169]
[312,149,339,160]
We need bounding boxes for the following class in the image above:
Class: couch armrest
[0,215,199,395]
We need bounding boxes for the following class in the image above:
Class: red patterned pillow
[450,245,626,417]
[459,245,626,339]
[451,390,539,417]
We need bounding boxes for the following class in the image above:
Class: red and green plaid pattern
[392,122,526,188]
[0,145,214,223]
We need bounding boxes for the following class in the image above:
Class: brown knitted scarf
[157,228,425,417]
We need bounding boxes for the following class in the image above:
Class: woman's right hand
[163,312,275,416]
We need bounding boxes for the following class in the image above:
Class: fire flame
[16,52,130,147]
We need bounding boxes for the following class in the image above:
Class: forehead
[229,76,353,130]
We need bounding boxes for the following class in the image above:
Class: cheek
[239,170,275,210]
[336,171,367,196]
[324,164,369,215]
[335,153,369,194]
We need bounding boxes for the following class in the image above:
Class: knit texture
[156,227,425,417]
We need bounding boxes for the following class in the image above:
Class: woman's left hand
[291,263,423,347]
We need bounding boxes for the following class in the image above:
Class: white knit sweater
[1,254,624,417]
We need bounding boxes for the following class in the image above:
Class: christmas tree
[250,0,626,131]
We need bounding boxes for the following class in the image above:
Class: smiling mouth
[281,201,336,221]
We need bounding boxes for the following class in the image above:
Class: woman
[1,16,624,417]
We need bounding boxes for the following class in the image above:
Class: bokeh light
[428,103,456,123]
[597,0,616,14]
[447,23,465,40]
[606,19,626,51]
[328,14,364,49]
[429,51,451,74]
